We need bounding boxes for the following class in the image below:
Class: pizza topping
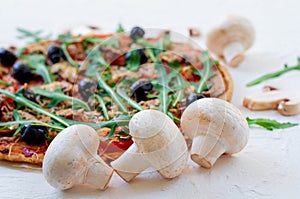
[181,98,249,169]
[78,79,97,101]
[130,26,145,40]
[22,147,35,157]
[125,48,148,71]
[11,62,34,84]
[0,48,17,67]
[23,89,38,103]
[20,124,48,145]
[185,92,205,107]
[47,45,66,65]
[130,79,153,102]
[0,148,9,153]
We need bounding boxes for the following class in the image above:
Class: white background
[1,0,300,198]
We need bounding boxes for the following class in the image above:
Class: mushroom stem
[190,135,226,169]
[82,157,114,190]
[110,144,150,182]
[223,42,245,67]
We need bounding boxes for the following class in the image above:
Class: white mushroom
[206,15,255,67]
[181,98,249,168]
[43,124,113,190]
[111,110,188,182]
[243,88,300,116]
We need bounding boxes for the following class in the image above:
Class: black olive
[0,48,17,67]
[23,89,37,103]
[186,92,205,107]
[125,49,148,65]
[130,26,145,40]
[78,79,97,101]
[20,124,48,145]
[130,79,153,102]
[11,62,34,84]
[47,45,66,65]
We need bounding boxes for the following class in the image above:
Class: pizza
[0,25,233,165]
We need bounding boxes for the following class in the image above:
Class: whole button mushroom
[43,124,114,190]
[111,110,188,182]
[206,15,255,67]
[181,98,249,168]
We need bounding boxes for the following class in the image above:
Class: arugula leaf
[116,23,125,33]
[84,36,119,48]
[96,73,127,112]
[58,33,81,44]
[85,49,107,77]
[61,43,78,68]
[154,61,173,114]
[31,87,91,111]
[193,51,217,93]
[246,117,298,130]
[126,50,142,71]
[0,88,69,127]
[0,120,64,136]
[17,28,51,43]
[23,54,54,84]
[0,80,12,86]
[247,59,300,87]
[64,114,132,140]
[116,80,143,111]
[94,94,110,121]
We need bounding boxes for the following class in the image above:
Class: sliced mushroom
[243,89,300,116]
[111,110,188,182]
[181,98,249,168]
[206,15,255,67]
[43,124,113,190]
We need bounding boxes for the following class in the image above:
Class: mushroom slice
[243,90,300,116]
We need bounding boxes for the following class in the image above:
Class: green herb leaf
[194,51,217,93]
[94,94,110,120]
[116,80,143,111]
[96,73,127,112]
[17,28,51,43]
[0,80,12,86]
[116,23,125,33]
[126,50,142,71]
[154,61,173,114]
[58,33,81,44]
[31,87,91,111]
[85,49,107,77]
[0,88,69,127]
[23,54,54,84]
[84,36,120,48]
[246,117,298,131]
[247,60,300,87]
[61,43,78,68]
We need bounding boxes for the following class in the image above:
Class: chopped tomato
[88,33,114,39]
[112,139,133,151]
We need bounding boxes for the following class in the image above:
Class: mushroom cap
[129,109,172,140]
[181,98,249,154]
[43,124,99,190]
[206,15,255,56]
[129,110,188,174]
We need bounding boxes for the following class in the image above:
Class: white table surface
[1,0,300,198]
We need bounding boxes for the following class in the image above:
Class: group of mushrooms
[43,98,249,190]
[42,15,288,190]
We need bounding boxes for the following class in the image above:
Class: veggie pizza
[0,25,232,165]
